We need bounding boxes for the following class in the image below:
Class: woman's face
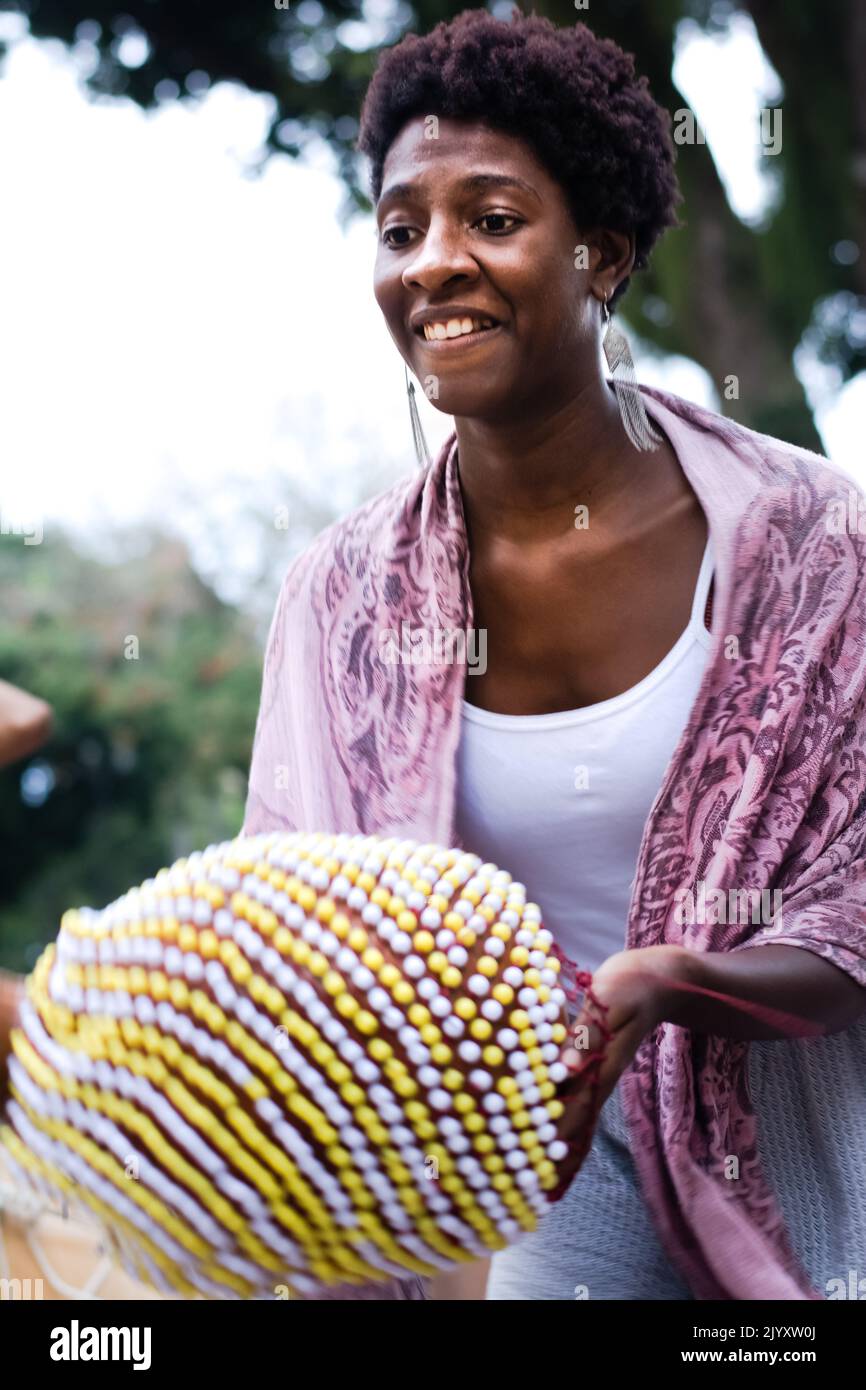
[373,116,630,422]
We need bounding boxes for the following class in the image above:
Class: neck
[452,374,649,544]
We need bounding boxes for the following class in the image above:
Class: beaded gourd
[0,832,576,1298]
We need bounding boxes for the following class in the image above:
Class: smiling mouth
[414,316,502,348]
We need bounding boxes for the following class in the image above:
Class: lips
[411,313,504,353]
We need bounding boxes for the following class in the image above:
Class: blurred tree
[2,0,864,446]
[0,530,263,970]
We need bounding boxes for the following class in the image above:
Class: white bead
[480,999,503,1021]
[391,931,412,954]
[467,975,489,997]
[468,1069,492,1091]
[361,903,383,925]
[503,967,523,988]
[421,908,442,930]
[447,945,468,968]
[403,954,426,979]
[483,937,505,958]
[547,1140,568,1162]
[497,1028,519,1051]
[547,1062,568,1083]
[442,1016,465,1038]
[428,1088,451,1111]
[457,1040,481,1064]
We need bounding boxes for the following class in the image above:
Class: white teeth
[422,317,495,341]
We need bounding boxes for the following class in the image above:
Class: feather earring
[405,363,432,469]
[602,293,663,452]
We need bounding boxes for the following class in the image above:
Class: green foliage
[0,530,263,970]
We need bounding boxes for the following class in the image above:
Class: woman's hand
[550,945,696,1189]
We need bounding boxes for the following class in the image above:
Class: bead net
[0,832,607,1298]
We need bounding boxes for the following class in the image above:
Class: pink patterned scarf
[243,384,866,1299]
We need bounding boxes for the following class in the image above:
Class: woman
[243,11,866,1299]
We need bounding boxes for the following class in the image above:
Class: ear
[586,229,636,307]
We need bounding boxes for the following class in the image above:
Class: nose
[401,213,479,294]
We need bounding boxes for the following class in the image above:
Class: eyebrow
[377,172,542,210]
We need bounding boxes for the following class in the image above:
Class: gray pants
[485,1081,694,1301]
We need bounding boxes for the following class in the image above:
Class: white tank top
[454,539,714,975]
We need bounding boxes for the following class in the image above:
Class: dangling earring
[601,292,662,452]
[405,362,432,469]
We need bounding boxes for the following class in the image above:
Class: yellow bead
[491,922,511,941]
[349,928,370,953]
[408,1004,430,1027]
[356,872,376,893]
[323,971,343,997]
[455,998,477,1021]
[413,930,435,954]
[392,980,414,1006]
[464,1112,485,1132]
[393,1075,418,1098]
[379,964,400,988]
[441,967,462,989]
[397,910,418,932]
[443,912,463,932]
[524,968,542,988]
[527,1047,543,1067]
[335,994,359,1018]
[469,1019,492,1041]
[404,1101,428,1125]
[442,1069,463,1091]
[292,940,311,967]
[331,913,351,939]
[388,897,406,917]
[482,1045,504,1068]
[510,946,529,967]
[427,951,448,975]
[342,864,359,884]
[420,1023,441,1047]
[308,952,329,978]
[367,1037,391,1060]
[497,1076,519,1097]
[509,1009,530,1031]
[456,927,477,948]
[296,886,317,912]
[477,955,498,978]
[551,1023,567,1043]
[340,1083,365,1107]
[474,1134,495,1154]
[492,983,514,1006]
[511,1110,530,1129]
[539,1082,556,1100]
[492,1173,511,1192]
[483,1154,505,1174]
[547,1099,564,1119]
[453,1093,476,1114]
[355,1010,378,1035]
[371,887,391,908]
[315,898,336,922]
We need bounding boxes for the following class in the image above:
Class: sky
[0,11,864,610]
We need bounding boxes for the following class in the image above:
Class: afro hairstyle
[357,8,682,308]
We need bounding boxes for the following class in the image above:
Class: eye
[381,225,415,248]
[474,212,523,235]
